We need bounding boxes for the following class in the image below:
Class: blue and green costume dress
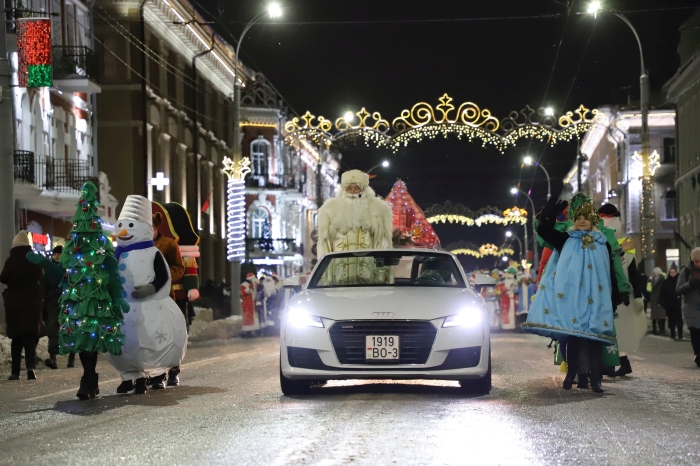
[523,226,619,346]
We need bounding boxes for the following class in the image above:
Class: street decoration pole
[514,189,538,271]
[223,157,251,315]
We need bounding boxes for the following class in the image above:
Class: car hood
[289,287,483,320]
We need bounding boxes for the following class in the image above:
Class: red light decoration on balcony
[17,18,53,88]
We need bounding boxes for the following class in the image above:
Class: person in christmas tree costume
[104,195,188,395]
[317,169,393,285]
[27,182,129,399]
[523,195,623,393]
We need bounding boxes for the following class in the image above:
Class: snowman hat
[118,195,152,225]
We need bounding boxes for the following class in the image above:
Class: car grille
[328,320,438,365]
[286,346,482,371]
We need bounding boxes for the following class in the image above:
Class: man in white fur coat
[317,169,393,285]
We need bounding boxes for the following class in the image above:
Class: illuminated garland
[223,157,251,261]
[451,245,515,258]
[427,213,526,226]
[284,96,608,153]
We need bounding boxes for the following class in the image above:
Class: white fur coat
[317,186,393,258]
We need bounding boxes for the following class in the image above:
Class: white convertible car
[279,249,491,395]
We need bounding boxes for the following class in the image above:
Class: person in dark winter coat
[42,245,64,369]
[650,267,666,334]
[659,265,683,340]
[676,248,700,367]
[0,231,44,380]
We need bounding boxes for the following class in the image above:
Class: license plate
[366,335,400,359]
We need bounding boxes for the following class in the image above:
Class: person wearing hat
[240,273,259,337]
[1,231,44,380]
[523,195,623,393]
[496,267,519,331]
[676,247,700,367]
[42,245,65,370]
[317,169,393,285]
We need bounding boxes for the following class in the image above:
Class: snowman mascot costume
[105,195,188,394]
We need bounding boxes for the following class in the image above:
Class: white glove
[187,289,200,301]
[633,297,645,314]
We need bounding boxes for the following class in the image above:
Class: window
[664,190,677,220]
[251,138,268,178]
[251,208,269,238]
[663,138,676,164]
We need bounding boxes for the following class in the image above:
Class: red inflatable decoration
[385,180,440,249]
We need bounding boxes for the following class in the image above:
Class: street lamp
[511,187,539,270]
[522,155,551,200]
[230,4,282,316]
[505,230,523,262]
[343,111,355,122]
[367,160,390,174]
[544,107,554,117]
[501,256,508,262]
[584,1,655,274]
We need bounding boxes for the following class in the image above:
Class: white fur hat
[118,195,152,225]
[341,169,369,190]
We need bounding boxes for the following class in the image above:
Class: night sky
[198,0,696,267]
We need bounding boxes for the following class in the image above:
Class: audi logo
[372,312,394,318]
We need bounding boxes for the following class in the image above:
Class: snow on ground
[0,335,51,367]
[188,315,242,342]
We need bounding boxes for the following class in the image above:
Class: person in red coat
[241,273,259,337]
[1,231,44,380]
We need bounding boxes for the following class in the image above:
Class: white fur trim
[341,170,369,189]
[317,186,393,257]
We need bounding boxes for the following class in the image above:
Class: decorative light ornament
[632,150,661,176]
[16,18,52,88]
[223,157,251,261]
[285,96,607,153]
[451,245,515,258]
[150,172,170,191]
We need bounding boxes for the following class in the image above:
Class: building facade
[241,74,341,275]
[665,8,700,266]
[6,0,114,252]
[565,107,678,270]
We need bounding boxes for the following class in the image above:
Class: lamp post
[505,231,524,262]
[585,1,655,274]
[367,160,390,174]
[230,3,282,316]
[511,187,538,270]
[523,155,551,200]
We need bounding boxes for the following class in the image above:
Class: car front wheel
[459,347,492,395]
[280,366,310,395]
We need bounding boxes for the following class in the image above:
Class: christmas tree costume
[104,195,187,394]
[27,181,129,400]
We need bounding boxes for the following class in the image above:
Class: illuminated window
[251,208,269,238]
[251,137,268,178]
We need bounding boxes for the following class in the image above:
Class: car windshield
[308,251,466,289]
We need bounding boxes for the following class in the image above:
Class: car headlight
[287,307,324,328]
[442,307,482,328]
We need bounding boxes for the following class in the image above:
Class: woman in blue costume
[523,196,622,393]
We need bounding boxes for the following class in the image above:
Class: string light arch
[284,94,608,152]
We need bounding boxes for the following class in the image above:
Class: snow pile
[0,335,50,366]
[188,315,242,342]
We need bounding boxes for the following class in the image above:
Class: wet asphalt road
[0,333,699,466]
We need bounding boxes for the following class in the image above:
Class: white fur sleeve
[317,206,331,258]
[372,198,394,249]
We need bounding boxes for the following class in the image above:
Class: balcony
[14,151,99,197]
[53,46,101,93]
[246,238,297,257]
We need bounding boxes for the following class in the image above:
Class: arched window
[251,137,268,178]
[664,190,677,220]
[251,208,269,238]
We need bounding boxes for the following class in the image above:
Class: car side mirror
[473,273,497,292]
